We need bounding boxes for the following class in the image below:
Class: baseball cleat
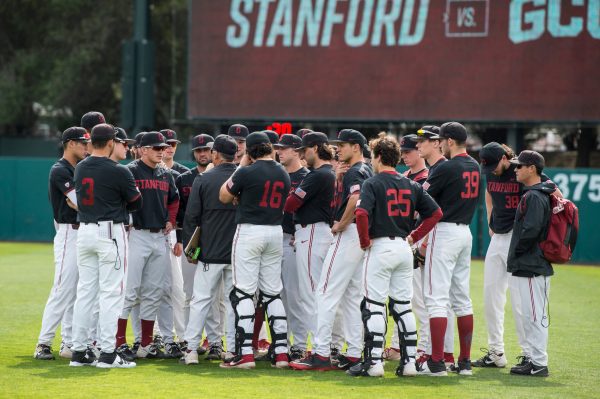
[116,344,137,362]
[330,346,341,365]
[472,348,507,368]
[417,358,448,376]
[289,346,306,362]
[254,339,270,357]
[206,343,223,360]
[336,355,361,370]
[198,338,209,355]
[153,334,164,350]
[510,360,548,377]
[183,349,199,365]
[219,354,255,369]
[514,355,531,367]
[444,352,455,370]
[271,353,289,369]
[89,344,101,359]
[132,341,141,354]
[59,342,73,359]
[69,350,98,367]
[383,347,401,361]
[455,359,473,376]
[290,354,335,371]
[346,361,384,377]
[96,352,136,369]
[34,344,55,360]
[222,351,235,362]
[396,361,418,377]
[178,341,188,353]
[136,343,166,359]
[164,342,183,359]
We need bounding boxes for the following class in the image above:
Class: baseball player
[181,135,239,364]
[291,129,373,371]
[228,124,249,165]
[114,131,179,360]
[348,134,442,377]
[81,111,106,157]
[219,131,291,369]
[160,129,191,174]
[507,151,556,377]
[71,123,141,368]
[281,132,335,360]
[34,127,89,361]
[111,128,135,163]
[417,122,480,376]
[264,130,281,161]
[131,132,146,160]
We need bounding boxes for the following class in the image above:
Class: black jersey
[294,164,336,226]
[128,160,179,229]
[175,168,200,227]
[486,164,550,234]
[226,160,291,225]
[282,167,309,234]
[334,161,373,221]
[171,161,190,175]
[427,157,447,175]
[74,156,140,223]
[357,171,439,239]
[424,153,480,225]
[48,158,78,224]
[404,168,429,185]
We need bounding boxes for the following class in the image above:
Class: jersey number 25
[386,189,411,217]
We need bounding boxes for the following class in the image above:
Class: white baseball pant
[157,231,186,343]
[281,232,302,347]
[515,275,551,366]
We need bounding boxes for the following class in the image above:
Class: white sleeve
[66,190,78,206]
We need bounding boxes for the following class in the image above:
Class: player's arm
[182,176,203,249]
[219,168,245,204]
[354,181,375,250]
[284,172,317,213]
[53,167,79,208]
[514,194,546,256]
[119,166,142,212]
[485,189,494,236]
[408,187,443,245]
[164,174,180,235]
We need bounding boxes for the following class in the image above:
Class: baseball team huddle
[34,111,560,378]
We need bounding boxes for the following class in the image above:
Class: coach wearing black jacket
[507,150,556,378]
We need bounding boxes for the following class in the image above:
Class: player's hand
[289,236,295,247]
[335,162,349,181]
[173,243,183,257]
[407,235,414,246]
[239,154,252,167]
[66,198,78,211]
[331,221,346,234]
[164,222,174,234]
[488,228,494,237]
[360,241,371,251]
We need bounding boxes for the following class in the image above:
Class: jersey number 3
[461,171,480,199]
[387,189,411,217]
[81,177,95,206]
[259,180,284,209]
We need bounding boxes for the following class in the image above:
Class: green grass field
[0,242,599,399]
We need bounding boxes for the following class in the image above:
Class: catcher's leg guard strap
[389,297,418,364]
[229,287,256,355]
[361,297,386,365]
[259,291,288,355]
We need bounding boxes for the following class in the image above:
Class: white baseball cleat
[59,342,73,359]
[401,361,418,377]
[183,350,199,365]
[96,353,136,369]
[472,349,508,368]
[347,361,385,377]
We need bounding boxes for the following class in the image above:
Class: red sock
[141,319,155,347]
[429,317,447,362]
[252,305,264,350]
[457,314,474,361]
[115,318,128,347]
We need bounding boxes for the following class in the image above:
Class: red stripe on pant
[427,226,437,295]
[322,232,343,294]
[308,224,315,291]
[529,277,537,322]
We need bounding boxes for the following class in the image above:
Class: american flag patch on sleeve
[350,184,360,194]
[356,199,361,207]
[423,182,430,190]
[295,187,307,199]
[226,178,234,189]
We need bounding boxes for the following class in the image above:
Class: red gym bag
[539,195,579,264]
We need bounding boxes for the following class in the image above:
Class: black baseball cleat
[455,359,473,375]
[290,354,335,371]
[164,342,183,359]
[69,350,98,367]
[336,355,361,370]
[417,358,448,376]
[97,352,136,369]
[153,334,164,350]
[347,361,385,377]
[132,341,141,354]
[514,355,531,367]
[206,343,223,361]
[472,348,508,368]
[116,344,137,362]
[178,341,188,353]
[34,344,55,360]
[330,346,341,365]
[510,360,549,377]
[289,346,305,362]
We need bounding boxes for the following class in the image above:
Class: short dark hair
[501,143,516,159]
[369,133,400,167]
[535,165,543,176]
[92,138,111,149]
[218,152,235,162]
[316,143,334,161]
[247,143,273,160]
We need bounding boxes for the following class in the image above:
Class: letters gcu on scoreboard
[187,0,600,122]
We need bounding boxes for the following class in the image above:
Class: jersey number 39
[461,171,480,199]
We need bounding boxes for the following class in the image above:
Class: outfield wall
[0,157,597,263]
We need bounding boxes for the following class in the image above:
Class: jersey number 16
[259,180,285,209]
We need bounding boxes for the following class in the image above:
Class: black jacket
[182,163,237,264]
[507,181,556,277]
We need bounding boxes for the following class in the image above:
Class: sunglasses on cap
[167,142,177,148]
[145,146,166,152]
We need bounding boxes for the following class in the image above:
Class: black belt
[71,224,79,230]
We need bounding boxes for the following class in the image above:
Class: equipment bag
[539,195,579,264]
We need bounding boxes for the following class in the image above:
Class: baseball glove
[413,248,425,269]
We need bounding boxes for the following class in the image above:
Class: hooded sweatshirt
[507,180,557,277]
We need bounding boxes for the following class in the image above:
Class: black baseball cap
[91,124,116,142]
[191,134,214,150]
[246,131,270,147]
[160,129,180,144]
[274,134,302,149]
[330,129,367,146]
[134,132,146,147]
[416,125,440,140]
[81,111,106,131]
[296,128,313,138]
[212,134,238,156]
[228,124,249,141]
[263,130,280,145]
[114,127,135,145]
[400,134,419,151]
[62,126,89,143]
[140,131,169,147]
[439,122,468,142]
[479,142,506,174]
[510,150,545,170]
[296,132,329,150]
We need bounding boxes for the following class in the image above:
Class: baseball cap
[134,132,146,148]
[62,126,89,143]
[274,134,302,149]
[160,129,180,144]
[330,129,367,146]
[479,142,506,174]
[191,134,214,150]
[212,134,238,156]
[228,124,249,141]
[362,145,371,159]
[296,132,329,150]
[400,134,419,151]
[510,150,545,170]
[439,122,468,142]
[296,128,313,138]
[263,130,280,145]
[91,124,116,141]
[140,131,169,147]
[114,127,135,145]
[416,125,440,140]
[81,111,106,131]
[246,131,271,148]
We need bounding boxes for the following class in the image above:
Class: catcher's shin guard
[389,297,417,376]
[360,297,387,370]
[229,287,256,356]
[259,291,288,357]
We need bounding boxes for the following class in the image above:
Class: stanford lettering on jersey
[135,179,170,191]
[487,181,520,193]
